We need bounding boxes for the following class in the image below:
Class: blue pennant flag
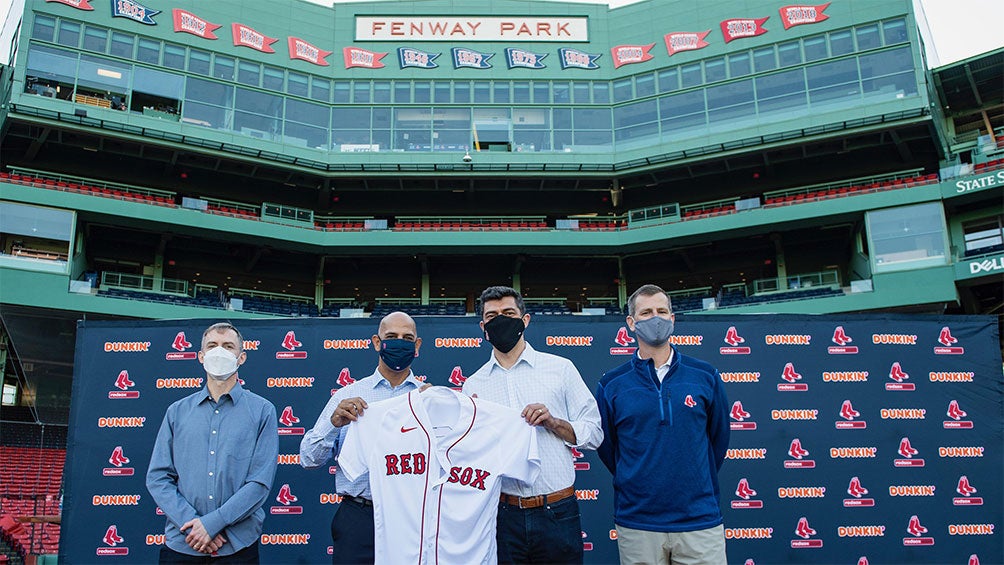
[451,48,493,69]
[558,48,601,70]
[505,48,547,69]
[110,0,160,25]
[398,47,440,69]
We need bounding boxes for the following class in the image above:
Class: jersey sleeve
[336,410,375,482]
[496,407,541,486]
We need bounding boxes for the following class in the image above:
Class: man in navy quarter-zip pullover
[595,284,730,565]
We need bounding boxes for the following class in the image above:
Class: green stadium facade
[0,0,1001,415]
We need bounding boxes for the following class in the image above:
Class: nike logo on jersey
[400,426,417,433]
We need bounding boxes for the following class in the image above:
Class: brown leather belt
[500,486,575,509]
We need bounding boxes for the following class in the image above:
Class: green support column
[772,233,788,290]
[617,257,627,310]
[152,252,164,292]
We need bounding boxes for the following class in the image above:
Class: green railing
[752,269,840,294]
[101,272,188,295]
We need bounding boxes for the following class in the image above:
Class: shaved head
[378,311,418,340]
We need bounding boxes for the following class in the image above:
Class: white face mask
[202,346,240,381]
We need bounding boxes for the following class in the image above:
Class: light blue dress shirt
[146,382,279,556]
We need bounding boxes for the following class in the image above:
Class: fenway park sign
[355,16,589,42]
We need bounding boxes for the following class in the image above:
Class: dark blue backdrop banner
[61,315,1002,564]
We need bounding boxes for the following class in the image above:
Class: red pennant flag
[343,47,387,69]
[288,37,333,66]
[779,3,831,30]
[610,43,655,69]
[232,23,278,53]
[664,31,712,56]
[720,17,769,43]
[45,0,94,10]
[173,9,221,40]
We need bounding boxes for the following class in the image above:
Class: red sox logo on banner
[98,525,127,555]
[610,327,636,355]
[886,361,914,390]
[935,326,964,354]
[277,331,307,359]
[271,484,303,515]
[109,370,138,399]
[278,406,304,435]
[103,446,134,476]
[792,516,822,548]
[167,332,196,360]
[844,476,874,507]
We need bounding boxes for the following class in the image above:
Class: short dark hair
[627,284,672,317]
[202,322,244,352]
[478,286,526,316]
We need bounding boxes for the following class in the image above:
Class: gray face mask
[632,316,674,347]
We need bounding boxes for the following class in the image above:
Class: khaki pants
[615,524,727,565]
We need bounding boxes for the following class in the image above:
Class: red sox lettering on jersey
[339,387,540,564]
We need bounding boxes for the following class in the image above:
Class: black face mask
[484,315,525,354]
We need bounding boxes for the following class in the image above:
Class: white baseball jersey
[338,386,540,565]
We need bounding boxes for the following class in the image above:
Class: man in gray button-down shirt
[147,322,279,563]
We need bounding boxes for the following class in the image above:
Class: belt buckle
[518,495,538,509]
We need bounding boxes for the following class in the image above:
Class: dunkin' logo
[837,525,885,537]
[104,341,151,352]
[726,448,767,460]
[435,338,483,348]
[277,454,301,465]
[93,494,141,506]
[268,377,314,388]
[764,334,811,345]
[98,417,145,428]
[324,339,370,350]
[721,372,760,383]
[109,370,139,399]
[546,336,593,346]
[260,533,310,545]
[155,378,203,389]
[725,527,773,539]
[575,489,599,501]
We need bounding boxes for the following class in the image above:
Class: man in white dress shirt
[462,286,603,564]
